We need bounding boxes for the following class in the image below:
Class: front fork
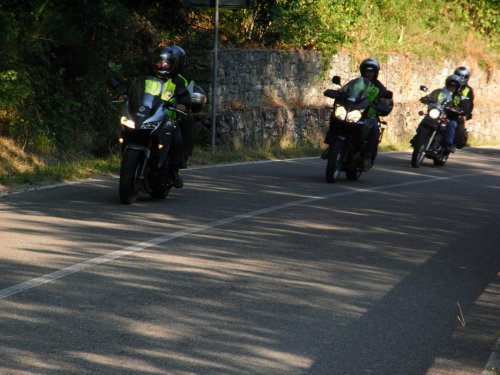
[122,144,150,182]
[425,130,437,152]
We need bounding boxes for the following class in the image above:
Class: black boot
[170,168,183,188]
[361,158,373,171]
[180,156,188,169]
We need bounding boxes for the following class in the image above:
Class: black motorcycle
[118,77,191,204]
[323,76,388,183]
[411,86,464,168]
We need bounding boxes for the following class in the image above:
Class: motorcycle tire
[119,149,142,204]
[325,140,344,183]
[411,132,427,168]
[151,189,169,199]
[151,179,170,199]
[346,168,362,181]
[146,163,170,200]
[433,155,448,167]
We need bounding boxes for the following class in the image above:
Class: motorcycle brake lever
[167,106,187,116]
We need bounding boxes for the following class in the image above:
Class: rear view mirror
[420,85,428,92]
[332,76,341,86]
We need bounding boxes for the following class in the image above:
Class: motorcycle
[117,76,206,204]
[410,85,464,168]
[323,75,391,183]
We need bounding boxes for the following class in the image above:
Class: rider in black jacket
[358,58,394,170]
[149,46,192,187]
[453,66,474,148]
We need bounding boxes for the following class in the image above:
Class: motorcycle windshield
[341,77,371,104]
[126,76,165,121]
[432,88,453,109]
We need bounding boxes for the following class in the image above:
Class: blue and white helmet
[454,66,470,87]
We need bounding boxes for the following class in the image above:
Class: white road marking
[0,172,476,300]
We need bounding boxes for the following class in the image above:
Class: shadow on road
[0,148,499,374]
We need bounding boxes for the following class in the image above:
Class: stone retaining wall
[187,50,499,148]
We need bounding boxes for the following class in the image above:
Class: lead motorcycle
[323,75,391,183]
[410,85,464,168]
[117,76,206,204]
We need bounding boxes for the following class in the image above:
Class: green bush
[0,0,497,162]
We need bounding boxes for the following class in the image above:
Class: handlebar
[166,106,187,116]
[445,106,465,116]
[420,97,465,116]
[324,89,341,99]
[419,96,431,105]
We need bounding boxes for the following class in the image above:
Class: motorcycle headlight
[429,108,441,119]
[346,110,362,123]
[334,106,347,120]
[120,116,135,129]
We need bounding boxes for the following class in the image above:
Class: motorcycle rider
[321,58,393,167]
[453,66,474,148]
[168,45,197,169]
[134,46,192,188]
[419,74,463,153]
[358,58,394,171]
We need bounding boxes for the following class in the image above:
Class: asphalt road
[1,148,499,375]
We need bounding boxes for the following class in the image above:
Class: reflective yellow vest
[143,75,189,117]
[367,84,380,116]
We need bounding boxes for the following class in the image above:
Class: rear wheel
[325,140,344,183]
[119,149,142,204]
[433,155,448,166]
[346,168,362,181]
[150,168,170,199]
[411,132,428,168]
[151,187,169,199]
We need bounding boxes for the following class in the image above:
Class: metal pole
[211,0,219,152]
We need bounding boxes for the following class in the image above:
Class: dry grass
[462,34,498,82]
[0,137,46,175]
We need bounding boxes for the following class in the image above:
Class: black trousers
[365,117,380,161]
[179,112,194,157]
[454,117,467,148]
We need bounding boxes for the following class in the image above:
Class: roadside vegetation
[0,0,498,190]
[5,141,500,194]
[0,144,323,192]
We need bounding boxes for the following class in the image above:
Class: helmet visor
[446,81,459,92]
[156,60,173,70]
[155,60,174,73]
[155,52,176,73]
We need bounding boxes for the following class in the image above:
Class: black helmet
[445,74,461,90]
[169,45,186,71]
[453,66,470,87]
[359,57,380,79]
[153,46,183,79]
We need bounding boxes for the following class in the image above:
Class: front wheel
[119,149,142,204]
[411,132,428,168]
[325,140,344,183]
